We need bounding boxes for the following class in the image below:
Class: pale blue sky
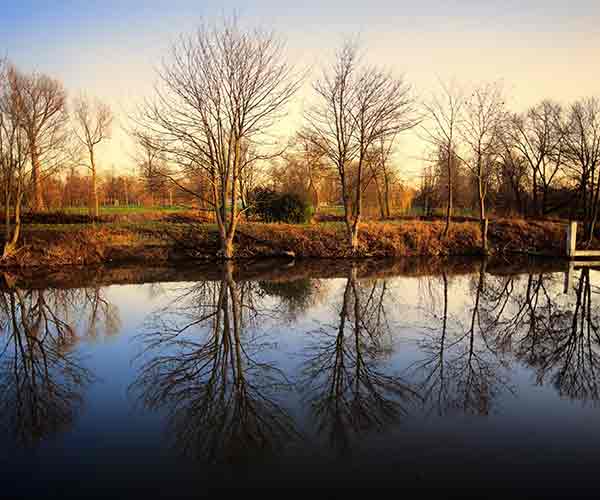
[2,0,599,179]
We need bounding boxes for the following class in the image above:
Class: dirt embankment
[0,217,573,270]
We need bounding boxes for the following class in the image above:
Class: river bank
[0,217,570,270]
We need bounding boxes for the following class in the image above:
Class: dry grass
[0,217,577,269]
[238,220,482,258]
[2,226,169,268]
[489,218,566,255]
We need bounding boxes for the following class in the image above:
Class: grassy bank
[0,216,571,269]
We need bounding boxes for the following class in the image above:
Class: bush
[249,188,313,224]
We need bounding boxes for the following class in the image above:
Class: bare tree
[509,100,565,216]
[304,41,419,251]
[73,95,113,217]
[561,97,600,244]
[134,17,301,258]
[9,68,68,212]
[496,133,530,215]
[421,80,464,236]
[132,264,300,462]
[459,82,506,247]
[131,131,170,207]
[0,62,31,259]
[300,267,417,452]
[368,133,401,219]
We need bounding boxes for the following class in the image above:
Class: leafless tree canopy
[303,41,419,250]
[10,67,69,211]
[135,17,302,257]
[73,95,113,217]
[0,62,31,258]
[421,80,464,236]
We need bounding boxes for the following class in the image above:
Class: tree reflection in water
[413,263,600,412]
[413,262,512,416]
[300,267,418,454]
[0,282,94,447]
[488,268,600,402]
[132,263,301,463]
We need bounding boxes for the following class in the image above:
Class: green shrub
[249,188,313,223]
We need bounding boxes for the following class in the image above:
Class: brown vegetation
[0,217,574,270]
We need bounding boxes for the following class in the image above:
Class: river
[0,258,598,493]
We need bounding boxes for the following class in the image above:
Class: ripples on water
[1,258,599,493]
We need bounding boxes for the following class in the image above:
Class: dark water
[2,258,600,493]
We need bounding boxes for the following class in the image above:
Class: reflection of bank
[300,268,419,454]
[132,263,301,463]
[0,287,94,447]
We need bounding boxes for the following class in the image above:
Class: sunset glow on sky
[2,0,599,181]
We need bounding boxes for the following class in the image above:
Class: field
[61,205,188,216]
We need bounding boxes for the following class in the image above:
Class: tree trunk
[586,176,600,246]
[373,176,385,219]
[383,171,391,218]
[31,142,44,212]
[2,189,23,260]
[350,222,359,252]
[3,184,11,244]
[90,150,99,218]
[478,174,485,222]
[541,184,548,216]
[443,154,453,237]
[220,235,234,260]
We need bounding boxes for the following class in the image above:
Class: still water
[1,258,600,493]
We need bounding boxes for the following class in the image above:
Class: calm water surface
[1,259,600,493]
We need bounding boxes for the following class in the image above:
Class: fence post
[566,221,577,259]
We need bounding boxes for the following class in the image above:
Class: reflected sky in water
[1,259,600,493]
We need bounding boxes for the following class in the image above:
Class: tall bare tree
[562,97,600,244]
[134,17,301,258]
[0,62,31,259]
[509,100,565,216]
[73,95,113,217]
[304,41,419,251]
[131,130,169,207]
[421,80,464,236]
[9,68,68,212]
[367,133,401,219]
[459,82,506,246]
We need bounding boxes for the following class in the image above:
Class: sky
[2,0,599,183]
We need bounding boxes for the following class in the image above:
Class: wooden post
[481,218,489,254]
[566,221,577,259]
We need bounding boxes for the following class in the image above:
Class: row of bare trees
[421,82,600,246]
[134,16,600,257]
[0,57,114,258]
